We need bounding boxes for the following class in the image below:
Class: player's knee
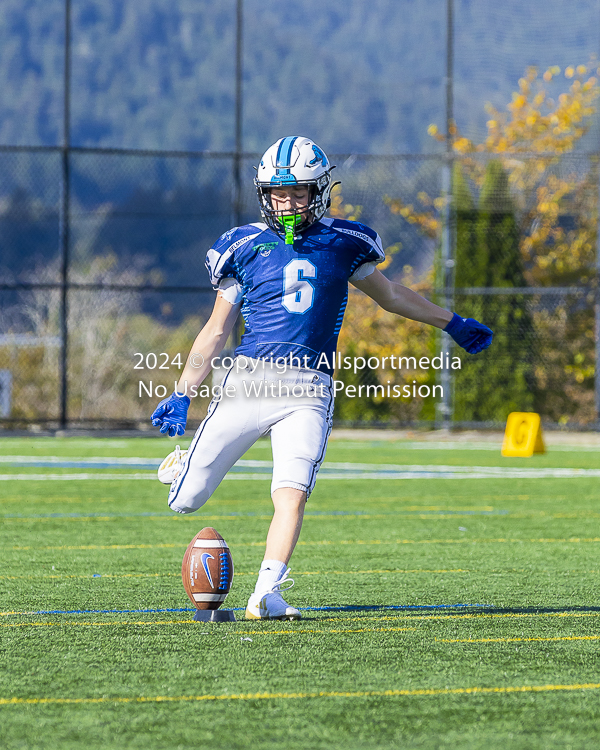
[271,455,316,500]
[271,481,309,504]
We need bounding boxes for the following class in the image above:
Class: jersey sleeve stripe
[210,232,262,284]
[333,291,349,335]
[348,250,373,277]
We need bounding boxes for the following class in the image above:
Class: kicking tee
[205,218,385,375]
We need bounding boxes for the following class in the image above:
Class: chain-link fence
[0,146,598,430]
[1,0,599,430]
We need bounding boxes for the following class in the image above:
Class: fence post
[438,160,454,429]
[230,0,244,351]
[596,156,600,426]
[59,0,71,429]
[436,0,455,429]
[232,0,243,231]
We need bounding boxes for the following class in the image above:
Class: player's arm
[351,268,493,354]
[151,293,240,436]
[352,269,452,328]
[176,293,241,391]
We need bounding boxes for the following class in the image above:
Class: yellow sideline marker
[502,412,545,457]
[2,682,600,706]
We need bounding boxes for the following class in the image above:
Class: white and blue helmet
[254,136,335,235]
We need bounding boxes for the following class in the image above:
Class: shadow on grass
[303,603,600,615]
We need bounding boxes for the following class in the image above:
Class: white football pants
[168,357,334,514]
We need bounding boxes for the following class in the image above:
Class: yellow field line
[0,620,415,634]
[509,512,600,519]
[438,635,600,644]
[1,515,269,524]
[5,511,600,524]
[0,620,195,628]
[0,568,471,581]
[0,507,497,523]
[10,537,600,551]
[10,543,185,551]
[6,568,599,581]
[0,573,179,584]
[3,608,599,623]
[2,682,600,706]
[324,611,600,624]
[3,612,600,628]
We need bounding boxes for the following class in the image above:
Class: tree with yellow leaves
[420,63,599,287]
[333,64,599,424]
[383,63,599,425]
[330,185,438,423]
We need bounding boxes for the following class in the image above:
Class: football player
[152,136,493,620]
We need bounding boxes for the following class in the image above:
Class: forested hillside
[1,0,599,295]
[1,0,598,153]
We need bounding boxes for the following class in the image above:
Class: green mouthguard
[280,215,301,245]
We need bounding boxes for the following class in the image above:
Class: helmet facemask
[257,182,328,244]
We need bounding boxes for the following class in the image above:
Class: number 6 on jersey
[282,259,317,314]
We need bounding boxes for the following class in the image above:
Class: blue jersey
[205,218,385,375]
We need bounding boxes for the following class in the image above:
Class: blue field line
[4,603,495,617]
[1,509,509,520]
[7,607,196,616]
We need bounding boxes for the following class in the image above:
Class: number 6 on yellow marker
[502,412,545,457]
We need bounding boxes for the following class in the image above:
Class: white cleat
[245,568,301,620]
[157,445,188,485]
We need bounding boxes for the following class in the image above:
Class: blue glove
[151,392,191,437]
[444,313,493,354]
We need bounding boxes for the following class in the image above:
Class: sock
[253,559,287,596]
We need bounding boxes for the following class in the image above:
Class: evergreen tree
[453,160,534,422]
[422,162,479,422]
[453,162,481,288]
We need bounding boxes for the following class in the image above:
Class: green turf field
[1,435,599,749]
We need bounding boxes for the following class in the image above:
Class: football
[181,527,234,610]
